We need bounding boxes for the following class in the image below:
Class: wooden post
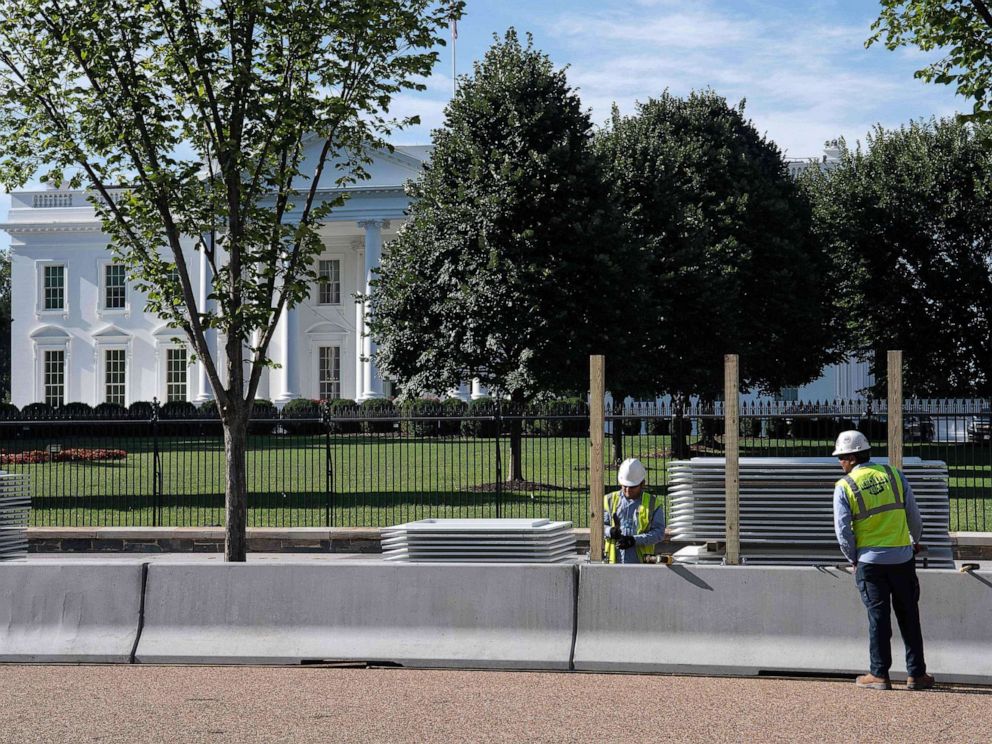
[589,355,605,562]
[724,354,740,566]
[887,350,903,469]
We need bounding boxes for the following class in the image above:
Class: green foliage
[325,398,360,434]
[440,397,467,435]
[398,397,442,436]
[128,401,154,419]
[526,397,589,437]
[281,398,322,435]
[248,399,277,435]
[360,398,397,434]
[595,91,838,400]
[369,30,626,401]
[801,118,992,397]
[0,401,19,419]
[871,1,992,120]
[646,418,670,436]
[461,397,497,437]
[0,0,458,557]
[20,402,53,419]
[61,402,94,418]
[94,402,127,418]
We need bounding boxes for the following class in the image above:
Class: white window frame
[36,261,69,318]
[96,345,130,406]
[163,345,190,402]
[317,345,342,401]
[97,259,130,317]
[37,345,68,407]
[314,254,344,306]
[305,329,350,400]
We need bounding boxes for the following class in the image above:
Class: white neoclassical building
[1,143,456,408]
[3,141,867,409]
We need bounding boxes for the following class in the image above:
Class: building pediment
[304,321,348,336]
[297,139,425,193]
[29,325,70,340]
[92,325,131,343]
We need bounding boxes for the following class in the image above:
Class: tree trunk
[509,417,523,482]
[222,411,249,562]
[611,394,625,465]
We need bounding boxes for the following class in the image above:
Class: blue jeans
[855,559,927,678]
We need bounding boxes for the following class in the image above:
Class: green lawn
[4,432,990,531]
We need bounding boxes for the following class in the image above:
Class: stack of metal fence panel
[668,457,953,568]
[0,471,31,561]
[382,518,577,563]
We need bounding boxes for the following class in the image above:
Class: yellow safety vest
[604,490,658,563]
[837,464,911,549]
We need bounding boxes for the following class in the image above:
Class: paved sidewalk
[1,665,989,744]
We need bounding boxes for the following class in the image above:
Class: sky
[0,0,967,253]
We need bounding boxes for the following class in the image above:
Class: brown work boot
[855,673,892,690]
[906,673,935,690]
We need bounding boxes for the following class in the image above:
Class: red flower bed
[0,448,128,465]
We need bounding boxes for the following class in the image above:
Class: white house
[1,143,441,408]
[2,141,867,409]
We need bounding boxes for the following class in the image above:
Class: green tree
[802,119,992,397]
[595,91,837,456]
[0,0,456,560]
[871,1,992,120]
[0,249,9,401]
[369,30,626,480]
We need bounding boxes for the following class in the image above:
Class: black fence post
[151,398,162,527]
[322,400,333,528]
[494,398,502,518]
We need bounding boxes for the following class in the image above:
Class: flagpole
[451,18,457,97]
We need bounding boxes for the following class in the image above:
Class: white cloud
[528,1,964,156]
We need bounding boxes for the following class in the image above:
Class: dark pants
[855,559,927,678]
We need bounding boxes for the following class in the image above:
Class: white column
[195,249,215,402]
[359,219,386,400]
[471,379,487,400]
[354,246,365,401]
[277,304,300,404]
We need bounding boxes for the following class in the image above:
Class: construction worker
[831,430,934,691]
[604,457,665,564]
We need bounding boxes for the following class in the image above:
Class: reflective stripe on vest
[604,490,657,563]
[838,464,911,549]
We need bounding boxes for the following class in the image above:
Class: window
[105,349,126,405]
[104,264,126,309]
[317,259,341,305]
[166,348,188,402]
[318,346,340,400]
[43,265,65,311]
[44,349,65,407]
[779,387,799,402]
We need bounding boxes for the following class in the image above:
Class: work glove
[617,535,636,550]
[610,515,621,541]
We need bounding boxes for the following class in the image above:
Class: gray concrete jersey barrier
[134,562,577,669]
[3,560,990,685]
[0,562,144,663]
[572,563,992,684]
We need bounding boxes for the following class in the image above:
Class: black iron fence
[0,398,988,531]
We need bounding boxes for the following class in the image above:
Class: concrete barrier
[136,562,576,669]
[573,564,992,684]
[0,563,144,662]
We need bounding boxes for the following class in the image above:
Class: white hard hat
[832,430,870,456]
[618,458,647,486]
